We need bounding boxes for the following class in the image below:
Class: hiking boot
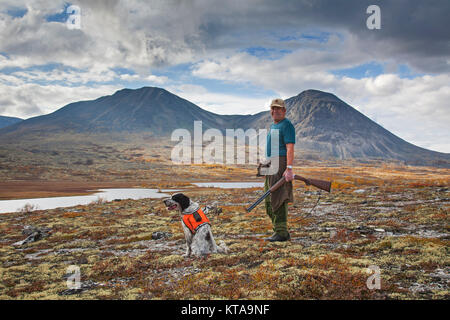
[268,233,289,242]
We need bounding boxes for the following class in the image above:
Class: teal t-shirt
[266,118,296,157]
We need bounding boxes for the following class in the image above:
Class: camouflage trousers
[264,177,289,238]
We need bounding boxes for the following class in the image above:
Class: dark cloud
[188,0,450,73]
[0,0,448,73]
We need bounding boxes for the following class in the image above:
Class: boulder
[152,231,172,240]
[58,280,98,296]
[13,225,51,247]
[203,204,222,215]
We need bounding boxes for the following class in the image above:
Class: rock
[428,268,450,280]
[13,226,51,247]
[76,256,89,265]
[22,225,35,236]
[22,225,50,236]
[353,189,366,193]
[58,280,98,296]
[152,231,172,240]
[203,205,222,215]
[64,208,83,213]
[13,232,42,246]
[374,228,385,232]
[354,226,374,234]
[304,191,321,196]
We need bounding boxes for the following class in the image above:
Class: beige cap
[270,98,285,109]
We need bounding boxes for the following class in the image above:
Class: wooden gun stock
[294,175,332,193]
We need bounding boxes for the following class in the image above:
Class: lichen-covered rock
[203,204,222,215]
[152,231,172,240]
[13,225,51,247]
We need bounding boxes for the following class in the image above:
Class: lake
[0,188,176,214]
[192,182,264,189]
[0,181,265,214]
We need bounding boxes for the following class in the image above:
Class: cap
[270,98,285,109]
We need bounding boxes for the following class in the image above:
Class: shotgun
[246,174,331,212]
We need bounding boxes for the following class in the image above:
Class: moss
[121,288,143,300]
[378,240,393,249]
[1,167,449,299]
[158,255,184,266]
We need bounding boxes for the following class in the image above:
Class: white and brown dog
[163,193,227,257]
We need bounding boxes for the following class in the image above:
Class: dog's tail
[217,240,228,254]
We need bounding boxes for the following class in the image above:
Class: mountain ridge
[0,86,448,166]
[0,115,23,129]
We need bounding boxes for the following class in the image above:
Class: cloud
[191,52,450,152]
[167,83,272,115]
[145,74,168,85]
[1,0,448,73]
[0,0,448,152]
[0,83,121,118]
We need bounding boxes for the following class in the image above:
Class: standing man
[264,98,295,242]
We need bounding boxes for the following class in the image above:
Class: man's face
[271,106,286,123]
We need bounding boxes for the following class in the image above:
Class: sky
[0,0,449,153]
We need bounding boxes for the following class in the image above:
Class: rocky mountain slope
[0,87,448,166]
[0,115,22,129]
[246,90,449,165]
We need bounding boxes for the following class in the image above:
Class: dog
[163,193,227,257]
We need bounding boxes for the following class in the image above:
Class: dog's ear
[171,193,190,211]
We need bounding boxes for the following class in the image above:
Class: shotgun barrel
[245,176,286,212]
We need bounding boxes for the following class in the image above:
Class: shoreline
[0,180,148,200]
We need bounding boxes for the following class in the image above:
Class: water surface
[0,188,176,214]
[0,181,265,214]
[191,182,264,189]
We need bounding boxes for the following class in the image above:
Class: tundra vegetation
[0,146,448,300]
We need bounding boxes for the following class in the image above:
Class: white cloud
[145,75,168,85]
[0,83,121,118]
[0,0,211,72]
[191,53,450,153]
[167,84,271,115]
[0,0,448,153]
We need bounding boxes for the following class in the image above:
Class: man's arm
[283,143,294,181]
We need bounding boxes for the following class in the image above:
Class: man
[264,98,295,242]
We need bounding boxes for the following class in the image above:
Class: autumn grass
[0,162,449,300]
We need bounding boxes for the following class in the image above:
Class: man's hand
[283,167,294,182]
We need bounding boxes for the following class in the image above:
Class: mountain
[0,87,246,136]
[0,115,23,129]
[0,86,448,166]
[246,90,449,165]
